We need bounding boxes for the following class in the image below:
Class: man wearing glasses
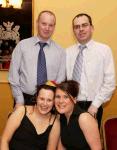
[66,13,115,128]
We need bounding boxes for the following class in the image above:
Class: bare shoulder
[10,106,25,118]
[4,106,26,129]
[78,112,97,128]
[25,106,34,115]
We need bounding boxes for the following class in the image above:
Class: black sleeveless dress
[9,108,56,150]
[60,103,91,150]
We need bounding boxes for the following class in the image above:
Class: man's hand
[88,105,98,118]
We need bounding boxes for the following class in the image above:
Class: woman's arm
[79,112,102,150]
[57,137,66,150]
[47,116,60,150]
[0,106,25,150]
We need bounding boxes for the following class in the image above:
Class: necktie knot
[79,45,86,51]
[39,42,47,49]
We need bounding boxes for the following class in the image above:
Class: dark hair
[56,80,79,98]
[37,10,56,25]
[72,13,93,27]
[37,84,56,97]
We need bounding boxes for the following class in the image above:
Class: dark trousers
[14,93,36,107]
[78,101,103,129]
[23,93,36,105]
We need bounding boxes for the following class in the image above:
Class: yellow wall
[0,0,117,135]
[0,0,117,82]
[0,83,13,135]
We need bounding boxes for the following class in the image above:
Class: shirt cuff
[92,100,102,108]
[15,95,24,104]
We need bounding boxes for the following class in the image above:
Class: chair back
[103,115,117,150]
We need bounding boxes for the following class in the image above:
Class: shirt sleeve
[92,47,116,108]
[8,42,24,104]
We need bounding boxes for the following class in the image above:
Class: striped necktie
[72,45,86,82]
[37,42,47,85]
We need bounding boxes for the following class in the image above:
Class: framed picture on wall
[0,0,32,70]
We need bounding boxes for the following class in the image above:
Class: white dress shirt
[9,36,66,104]
[66,40,116,108]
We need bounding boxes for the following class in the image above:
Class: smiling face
[36,89,54,115]
[55,89,76,118]
[37,12,56,41]
[73,15,94,44]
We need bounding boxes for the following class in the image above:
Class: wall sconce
[0,0,23,9]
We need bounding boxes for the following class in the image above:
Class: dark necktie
[37,42,47,85]
[72,45,86,82]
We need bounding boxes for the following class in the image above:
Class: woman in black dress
[1,81,60,150]
[55,80,102,150]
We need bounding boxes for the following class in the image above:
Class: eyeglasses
[73,23,90,30]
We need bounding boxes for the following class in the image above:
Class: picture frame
[0,0,32,70]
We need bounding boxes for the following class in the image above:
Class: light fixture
[0,0,23,9]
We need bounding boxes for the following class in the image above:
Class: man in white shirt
[66,13,115,127]
[9,10,66,107]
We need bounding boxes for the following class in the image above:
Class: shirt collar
[85,39,94,49]
[77,39,94,51]
[33,36,51,46]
